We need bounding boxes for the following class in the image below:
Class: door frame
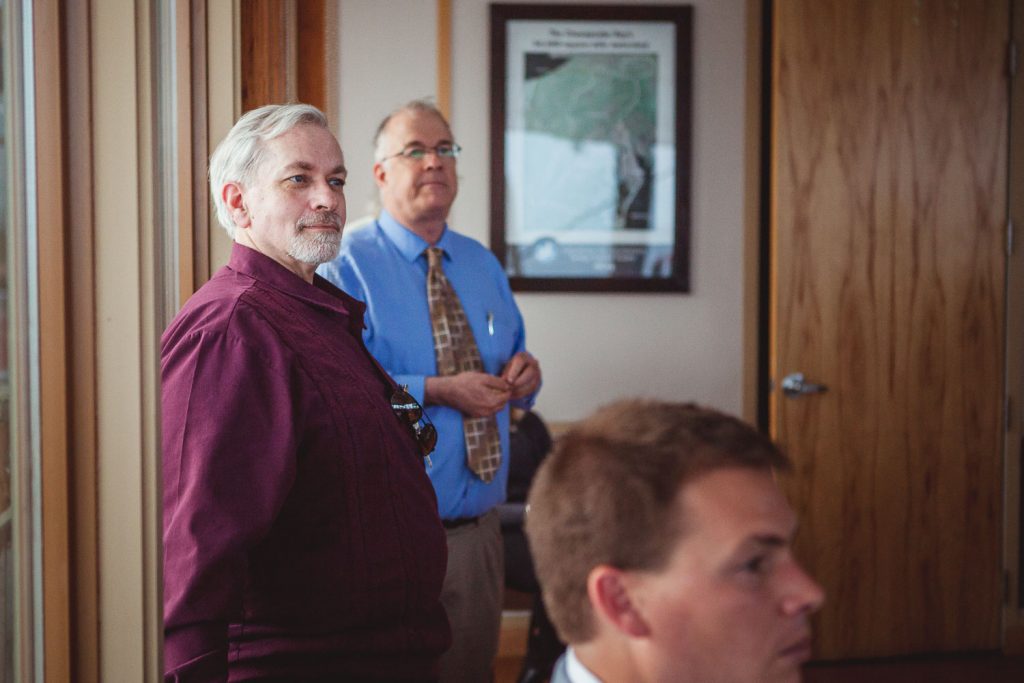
[1003,0,1024,655]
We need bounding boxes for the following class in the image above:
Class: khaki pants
[438,509,504,683]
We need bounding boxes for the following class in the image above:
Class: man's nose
[780,560,826,617]
[421,149,444,168]
[312,180,340,210]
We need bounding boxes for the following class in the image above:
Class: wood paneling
[805,654,1024,682]
[240,0,328,113]
[296,0,326,111]
[240,0,287,111]
[771,0,1007,658]
[1006,0,1024,655]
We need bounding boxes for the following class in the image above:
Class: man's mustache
[298,211,342,230]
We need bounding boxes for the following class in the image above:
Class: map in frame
[500,15,683,284]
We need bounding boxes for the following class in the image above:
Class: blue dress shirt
[318,210,536,519]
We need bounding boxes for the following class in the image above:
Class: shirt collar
[378,209,454,263]
[566,647,604,683]
[227,241,365,332]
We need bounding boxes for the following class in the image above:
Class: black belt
[442,515,481,530]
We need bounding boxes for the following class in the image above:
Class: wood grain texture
[1004,0,1024,655]
[240,0,327,113]
[296,0,326,112]
[240,0,287,111]
[771,0,1007,658]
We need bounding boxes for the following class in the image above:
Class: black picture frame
[490,3,693,292]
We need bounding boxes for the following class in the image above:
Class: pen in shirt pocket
[487,311,494,336]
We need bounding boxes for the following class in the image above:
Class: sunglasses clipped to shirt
[390,385,438,465]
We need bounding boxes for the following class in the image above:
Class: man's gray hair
[209,103,330,237]
[372,99,452,163]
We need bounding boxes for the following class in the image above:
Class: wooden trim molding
[240,0,287,111]
[34,1,72,680]
[176,0,196,305]
[190,0,212,292]
[4,0,38,670]
[322,0,339,128]
[205,0,238,275]
[296,0,327,111]
[61,0,100,678]
[91,0,164,678]
[18,1,215,679]
[436,0,452,119]
[240,0,329,114]
[1004,0,1024,656]
[742,0,764,425]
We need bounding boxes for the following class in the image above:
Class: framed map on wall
[489,4,693,292]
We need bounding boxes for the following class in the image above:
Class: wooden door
[771,0,1007,659]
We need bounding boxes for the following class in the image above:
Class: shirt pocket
[477,306,518,371]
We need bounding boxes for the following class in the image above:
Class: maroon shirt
[162,243,450,682]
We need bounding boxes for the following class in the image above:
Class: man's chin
[415,191,455,212]
[763,658,808,683]
[289,233,342,266]
[295,253,339,267]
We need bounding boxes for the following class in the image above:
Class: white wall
[338,0,748,422]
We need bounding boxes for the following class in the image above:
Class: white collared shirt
[566,646,604,683]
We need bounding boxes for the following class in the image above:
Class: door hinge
[1009,217,1015,255]
[1010,40,1018,78]
[1004,569,1013,606]
[1007,394,1014,432]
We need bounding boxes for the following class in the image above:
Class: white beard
[288,229,341,265]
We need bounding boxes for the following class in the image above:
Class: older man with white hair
[161,103,450,681]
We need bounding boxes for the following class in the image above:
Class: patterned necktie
[425,246,502,482]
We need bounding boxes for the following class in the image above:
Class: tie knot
[425,246,445,268]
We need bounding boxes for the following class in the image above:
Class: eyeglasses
[390,385,438,464]
[380,143,462,164]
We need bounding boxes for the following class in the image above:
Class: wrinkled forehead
[258,123,345,174]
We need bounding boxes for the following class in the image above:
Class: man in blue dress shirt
[318,99,542,682]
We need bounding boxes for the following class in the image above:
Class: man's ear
[587,565,651,638]
[222,182,251,230]
[373,161,388,188]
